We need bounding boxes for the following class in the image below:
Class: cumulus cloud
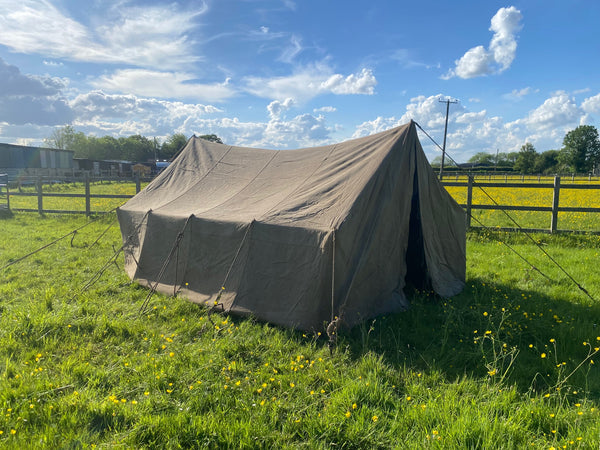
[351,93,587,162]
[400,94,467,130]
[514,91,581,131]
[267,98,294,119]
[245,65,376,102]
[352,117,403,139]
[0,0,204,70]
[91,69,235,102]
[68,90,223,138]
[0,57,73,126]
[443,6,522,79]
[581,93,600,114]
[62,89,333,149]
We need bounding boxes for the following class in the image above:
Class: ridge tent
[117,121,466,330]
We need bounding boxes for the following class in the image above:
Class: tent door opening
[404,171,430,291]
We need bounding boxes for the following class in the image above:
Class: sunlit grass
[1,213,600,447]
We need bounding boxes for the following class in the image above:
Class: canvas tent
[117,121,466,331]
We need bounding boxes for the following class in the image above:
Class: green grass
[1,213,600,448]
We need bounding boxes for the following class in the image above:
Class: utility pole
[494,148,499,173]
[439,98,458,180]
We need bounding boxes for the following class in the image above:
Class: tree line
[433,125,600,174]
[44,126,222,162]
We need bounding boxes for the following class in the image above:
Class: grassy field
[1,211,600,448]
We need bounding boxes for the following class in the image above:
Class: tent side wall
[119,210,336,330]
[415,138,466,297]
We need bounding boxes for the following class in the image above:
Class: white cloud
[503,87,538,101]
[399,94,467,130]
[174,114,333,149]
[351,91,599,163]
[0,0,204,70]
[278,35,303,63]
[352,117,403,138]
[443,6,522,79]
[447,46,493,79]
[61,89,333,149]
[91,70,235,102]
[489,6,522,71]
[43,60,63,67]
[313,106,336,113]
[581,93,600,114]
[573,88,591,95]
[389,49,439,70]
[245,65,376,101]
[320,68,377,95]
[515,91,581,131]
[68,90,224,138]
[267,98,294,119]
[455,111,487,124]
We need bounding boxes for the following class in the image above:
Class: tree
[118,135,155,162]
[468,152,496,166]
[198,134,223,144]
[44,125,89,156]
[533,150,560,174]
[499,152,519,166]
[161,133,189,159]
[513,142,537,174]
[559,125,600,173]
[430,155,457,168]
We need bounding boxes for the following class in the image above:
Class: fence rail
[3,174,600,234]
[442,175,600,234]
[5,174,143,216]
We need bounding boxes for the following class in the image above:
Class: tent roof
[121,123,414,231]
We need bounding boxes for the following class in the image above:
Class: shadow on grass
[337,279,600,398]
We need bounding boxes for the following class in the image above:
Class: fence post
[135,173,141,193]
[85,173,91,216]
[551,176,560,233]
[37,177,43,215]
[466,176,473,229]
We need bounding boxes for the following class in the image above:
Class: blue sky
[0,0,599,162]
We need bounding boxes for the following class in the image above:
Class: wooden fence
[442,175,600,234]
[2,174,600,234]
[4,174,143,216]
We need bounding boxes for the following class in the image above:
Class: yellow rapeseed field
[444,175,600,232]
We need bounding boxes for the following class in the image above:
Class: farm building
[0,142,74,180]
[118,121,466,331]
[73,158,135,177]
